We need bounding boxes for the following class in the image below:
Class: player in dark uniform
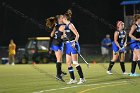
[129,15,140,76]
[61,10,85,84]
[46,15,66,82]
[107,21,127,75]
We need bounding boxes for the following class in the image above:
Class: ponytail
[45,17,57,29]
[64,9,72,21]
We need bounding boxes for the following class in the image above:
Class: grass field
[0,63,140,93]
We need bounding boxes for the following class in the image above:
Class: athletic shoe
[122,72,129,75]
[106,71,113,75]
[129,73,140,77]
[56,75,65,82]
[77,78,86,84]
[5,62,9,65]
[11,62,15,65]
[67,79,77,84]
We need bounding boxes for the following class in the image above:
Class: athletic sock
[56,62,62,76]
[120,62,125,73]
[68,67,75,80]
[107,61,115,71]
[137,60,140,69]
[131,61,137,74]
[76,65,84,78]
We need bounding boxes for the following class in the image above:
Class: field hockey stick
[114,41,137,55]
[31,65,66,83]
[65,37,90,68]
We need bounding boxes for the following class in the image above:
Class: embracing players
[129,14,140,76]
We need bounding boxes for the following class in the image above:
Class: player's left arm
[14,44,16,50]
[124,31,127,47]
[8,44,10,52]
[69,23,79,42]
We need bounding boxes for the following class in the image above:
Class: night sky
[0,0,124,46]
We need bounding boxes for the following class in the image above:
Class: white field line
[33,81,128,93]
[77,83,128,93]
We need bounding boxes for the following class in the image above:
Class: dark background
[0,0,125,46]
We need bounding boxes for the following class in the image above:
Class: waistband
[65,40,76,43]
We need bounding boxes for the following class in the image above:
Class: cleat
[122,72,129,75]
[129,73,140,77]
[67,79,77,84]
[77,78,86,84]
[5,62,9,65]
[11,63,15,65]
[56,75,65,82]
[107,71,113,75]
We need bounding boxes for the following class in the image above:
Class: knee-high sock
[68,67,75,80]
[120,62,125,73]
[137,60,140,69]
[76,65,84,78]
[131,61,137,74]
[56,62,62,76]
[107,61,115,71]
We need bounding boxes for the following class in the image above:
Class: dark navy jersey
[116,30,126,45]
[64,23,76,41]
[54,24,63,40]
[52,23,64,46]
[132,24,140,38]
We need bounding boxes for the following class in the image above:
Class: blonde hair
[133,14,140,24]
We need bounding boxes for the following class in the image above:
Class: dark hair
[116,20,124,30]
[64,9,72,21]
[45,17,57,29]
[46,15,63,29]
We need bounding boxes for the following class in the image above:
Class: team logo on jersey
[119,35,125,38]
[65,30,70,32]
[54,31,58,39]
[136,26,140,32]
[55,31,58,33]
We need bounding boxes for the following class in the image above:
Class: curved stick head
[87,63,90,68]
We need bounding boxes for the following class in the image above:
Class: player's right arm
[114,31,121,49]
[50,27,56,37]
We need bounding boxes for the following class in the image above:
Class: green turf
[0,63,140,93]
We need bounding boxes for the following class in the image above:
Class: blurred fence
[80,44,132,63]
[0,47,8,58]
[0,44,132,64]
